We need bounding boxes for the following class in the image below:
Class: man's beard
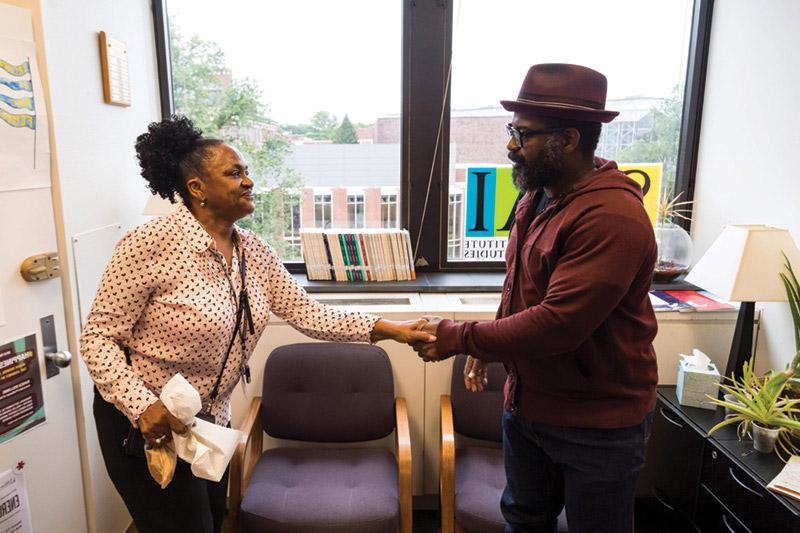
[509,136,565,192]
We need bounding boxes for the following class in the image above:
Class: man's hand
[463,355,488,392]
[412,316,442,362]
[370,318,437,345]
[138,400,188,447]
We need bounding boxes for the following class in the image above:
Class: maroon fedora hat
[500,63,618,123]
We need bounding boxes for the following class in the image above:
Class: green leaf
[708,415,745,436]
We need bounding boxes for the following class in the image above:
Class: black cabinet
[636,397,706,529]
[636,386,800,533]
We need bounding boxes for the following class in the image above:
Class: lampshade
[142,193,180,216]
[686,225,800,302]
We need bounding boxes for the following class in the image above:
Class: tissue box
[676,358,721,410]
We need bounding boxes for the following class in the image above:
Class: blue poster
[465,168,496,237]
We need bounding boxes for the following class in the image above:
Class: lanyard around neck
[208,239,255,406]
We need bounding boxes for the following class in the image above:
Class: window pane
[447,0,693,262]
[166,0,402,262]
[381,194,398,229]
[347,194,365,229]
[314,194,331,229]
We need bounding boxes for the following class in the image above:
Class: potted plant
[707,359,800,458]
[780,253,800,377]
[778,253,800,455]
[653,190,694,282]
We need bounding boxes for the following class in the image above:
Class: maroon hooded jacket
[436,158,658,429]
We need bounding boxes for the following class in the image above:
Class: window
[155,0,712,273]
[442,0,699,264]
[381,194,398,228]
[314,194,331,229]
[447,192,464,260]
[159,0,401,264]
[347,194,365,229]
[284,198,302,260]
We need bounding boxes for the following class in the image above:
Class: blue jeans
[501,410,652,533]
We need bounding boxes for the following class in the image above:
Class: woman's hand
[463,356,488,392]
[370,318,437,345]
[137,400,189,447]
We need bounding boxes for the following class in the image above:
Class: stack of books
[300,229,416,282]
[649,290,736,312]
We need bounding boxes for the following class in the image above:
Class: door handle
[45,350,72,368]
[20,252,60,281]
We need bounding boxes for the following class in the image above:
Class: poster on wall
[0,4,51,192]
[463,166,518,261]
[462,163,663,261]
[0,461,33,533]
[0,334,45,445]
[617,163,662,226]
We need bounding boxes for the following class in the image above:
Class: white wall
[41,0,161,531]
[692,0,800,373]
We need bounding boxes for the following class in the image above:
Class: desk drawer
[701,443,800,532]
[635,486,701,533]
[695,486,751,533]
[637,399,705,514]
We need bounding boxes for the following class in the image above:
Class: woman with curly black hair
[80,116,435,533]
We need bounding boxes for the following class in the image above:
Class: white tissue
[160,373,202,424]
[680,348,712,371]
[159,374,243,482]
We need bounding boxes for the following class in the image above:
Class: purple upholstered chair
[231,343,412,533]
[440,355,568,533]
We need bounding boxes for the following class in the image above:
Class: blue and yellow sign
[465,167,520,238]
[463,163,662,260]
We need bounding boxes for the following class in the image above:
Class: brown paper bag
[145,445,177,489]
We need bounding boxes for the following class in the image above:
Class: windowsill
[294,272,698,293]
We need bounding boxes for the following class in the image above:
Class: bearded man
[414,64,659,533]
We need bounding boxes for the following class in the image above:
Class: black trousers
[93,390,229,533]
[501,410,653,533]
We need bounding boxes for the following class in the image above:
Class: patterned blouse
[80,205,379,426]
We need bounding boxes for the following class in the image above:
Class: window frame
[313,193,332,229]
[153,0,713,274]
[380,193,398,229]
[283,196,302,259]
[346,193,365,229]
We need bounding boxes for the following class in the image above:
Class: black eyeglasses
[506,123,564,148]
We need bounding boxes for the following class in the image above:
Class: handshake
[372,315,442,361]
[372,317,488,392]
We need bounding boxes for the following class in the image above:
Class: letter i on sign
[466,168,495,235]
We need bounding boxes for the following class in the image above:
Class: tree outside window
[168,23,303,260]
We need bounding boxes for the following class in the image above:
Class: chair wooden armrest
[230,396,263,521]
[440,394,456,533]
[395,397,412,533]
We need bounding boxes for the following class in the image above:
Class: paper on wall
[0,462,33,533]
[0,36,51,192]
